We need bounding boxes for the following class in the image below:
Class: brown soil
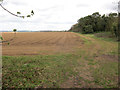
[95,54,118,62]
[2,32,84,56]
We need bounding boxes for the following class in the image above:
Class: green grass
[92,61,118,88]
[76,31,118,42]
[2,33,118,88]
[2,54,80,88]
[74,32,92,44]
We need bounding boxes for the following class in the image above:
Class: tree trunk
[118,13,120,41]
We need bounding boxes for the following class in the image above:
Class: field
[2,32,83,55]
[2,32,118,88]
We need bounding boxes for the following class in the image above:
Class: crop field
[2,32,118,88]
[2,32,83,55]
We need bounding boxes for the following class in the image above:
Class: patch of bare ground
[2,32,84,56]
[60,76,80,88]
[60,57,100,88]
[60,73,100,88]
[95,54,118,62]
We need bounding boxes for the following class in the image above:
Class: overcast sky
[0,0,119,31]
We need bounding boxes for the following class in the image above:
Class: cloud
[103,2,118,12]
[38,6,58,12]
[45,21,74,24]
[9,1,27,6]
[1,0,27,7]
[76,4,90,8]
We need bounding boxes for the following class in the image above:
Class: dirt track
[2,32,84,55]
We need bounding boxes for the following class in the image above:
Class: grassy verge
[74,31,118,42]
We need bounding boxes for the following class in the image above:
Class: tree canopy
[69,12,119,38]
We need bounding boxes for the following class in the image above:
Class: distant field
[2,32,118,88]
[2,32,83,55]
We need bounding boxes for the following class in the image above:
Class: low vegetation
[2,32,118,88]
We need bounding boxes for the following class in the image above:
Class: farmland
[2,32,118,88]
[2,32,83,55]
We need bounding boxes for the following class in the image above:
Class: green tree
[91,12,101,32]
[69,12,118,38]
[82,25,93,34]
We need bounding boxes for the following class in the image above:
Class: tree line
[69,12,119,38]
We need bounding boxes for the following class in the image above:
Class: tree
[83,25,93,34]
[69,12,118,39]
[91,12,101,32]
[118,1,120,41]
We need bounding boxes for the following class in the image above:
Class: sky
[0,0,119,31]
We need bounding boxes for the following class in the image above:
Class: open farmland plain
[2,32,83,55]
[2,32,118,88]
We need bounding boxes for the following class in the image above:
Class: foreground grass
[2,33,118,88]
[3,54,81,88]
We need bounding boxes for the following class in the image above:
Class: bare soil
[2,32,84,56]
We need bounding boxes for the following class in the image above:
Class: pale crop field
[2,32,83,55]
